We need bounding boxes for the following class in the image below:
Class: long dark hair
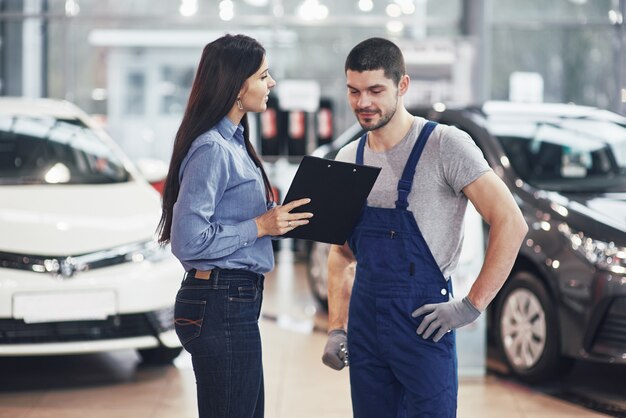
[157,34,274,244]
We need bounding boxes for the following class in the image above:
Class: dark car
[307,101,626,383]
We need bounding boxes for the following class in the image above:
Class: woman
[157,34,312,418]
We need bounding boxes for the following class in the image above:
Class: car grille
[592,297,626,356]
[0,240,169,279]
[0,312,172,344]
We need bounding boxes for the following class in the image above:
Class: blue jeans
[174,269,265,418]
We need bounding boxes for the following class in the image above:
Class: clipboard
[282,156,381,244]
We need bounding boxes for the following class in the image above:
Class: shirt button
[441,288,447,296]
[243,242,248,246]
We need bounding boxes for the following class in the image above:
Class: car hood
[549,191,626,243]
[0,182,162,255]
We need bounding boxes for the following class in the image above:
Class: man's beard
[356,99,398,132]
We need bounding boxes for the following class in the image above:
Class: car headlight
[558,224,626,274]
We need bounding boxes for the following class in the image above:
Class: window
[490,117,626,192]
[0,115,130,185]
[125,71,146,116]
[160,66,194,115]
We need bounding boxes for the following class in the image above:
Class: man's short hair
[345,37,406,85]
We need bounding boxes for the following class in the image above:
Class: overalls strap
[356,132,367,166]
[395,121,438,209]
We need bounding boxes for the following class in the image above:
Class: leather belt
[189,269,212,280]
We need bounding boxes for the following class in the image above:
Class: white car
[0,98,183,363]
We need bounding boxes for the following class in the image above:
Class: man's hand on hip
[412,296,481,342]
[322,329,349,370]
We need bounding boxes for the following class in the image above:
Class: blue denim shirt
[171,117,274,274]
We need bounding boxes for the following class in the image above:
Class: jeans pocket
[228,279,259,303]
[229,286,258,302]
[174,298,206,346]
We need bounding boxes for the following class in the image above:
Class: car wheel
[495,271,574,383]
[138,345,183,365]
[306,241,330,311]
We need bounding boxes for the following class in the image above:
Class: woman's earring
[236,98,244,110]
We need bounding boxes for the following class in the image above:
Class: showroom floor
[0,247,619,418]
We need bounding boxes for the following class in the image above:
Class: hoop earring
[236,98,244,110]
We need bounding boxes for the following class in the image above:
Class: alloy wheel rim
[500,288,547,370]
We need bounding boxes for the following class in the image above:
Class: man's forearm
[467,214,528,311]
[327,246,354,331]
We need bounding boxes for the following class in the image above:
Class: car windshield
[0,114,130,185]
[489,116,626,192]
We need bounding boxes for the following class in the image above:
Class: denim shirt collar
[217,117,245,145]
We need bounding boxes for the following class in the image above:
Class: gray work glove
[322,329,349,370]
[411,296,481,342]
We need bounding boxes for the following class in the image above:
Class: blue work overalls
[347,121,458,418]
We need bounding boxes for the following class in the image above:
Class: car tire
[306,241,330,311]
[494,271,574,384]
[138,345,183,365]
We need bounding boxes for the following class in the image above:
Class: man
[321,37,528,417]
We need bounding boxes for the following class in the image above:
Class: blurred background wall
[1,0,624,163]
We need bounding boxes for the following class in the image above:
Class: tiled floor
[262,319,608,418]
[0,247,616,417]
[0,319,609,418]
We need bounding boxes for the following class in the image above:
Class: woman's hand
[255,198,313,237]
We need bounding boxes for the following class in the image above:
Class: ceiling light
[401,3,415,14]
[298,0,315,20]
[298,0,328,21]
[386,20,404,33]
[179,0,198,17]
[273,3,284,17]
[65,0,80,17]
[220,0,234,11]
[386,3,402,18]
[316,4,329,19]
[609,9,623,25]
[220,9,234,20]
[219,0,234,20]
[244,0,269,6]
[358,0,374,12]
[394,0,416,13]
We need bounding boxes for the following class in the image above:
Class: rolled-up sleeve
[171,142,258,262]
